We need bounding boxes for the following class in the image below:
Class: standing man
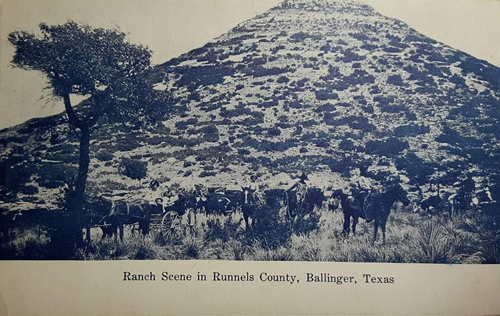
[145,180,163,214]
[287,173,309,216]
[461,174,475,207]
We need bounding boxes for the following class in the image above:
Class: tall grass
[0,226,51,259]
[2,203,497,263]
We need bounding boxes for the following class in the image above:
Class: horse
[202,192,232,215]
[240,186,258,228]
[419,195,442,213]
[331,189,365,237]
[284,187,325,221]
[84,197,115,241]
[93,199,153,241]
[264,189,286,210]
[364,184,410,244]
[450,190,471,217]
[417,184,442,214]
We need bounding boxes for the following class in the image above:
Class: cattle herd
[78,175,495,245]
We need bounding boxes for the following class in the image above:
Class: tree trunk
[72,124,91,247]
[62,93,91,249]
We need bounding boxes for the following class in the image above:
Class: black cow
[240,186,258,228]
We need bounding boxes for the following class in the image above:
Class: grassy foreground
[77,206,500,263]
[1,205,499,263]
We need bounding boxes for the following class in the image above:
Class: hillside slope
[1,0,500,210]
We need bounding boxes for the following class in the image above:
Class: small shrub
[365,138,409,155]
[37,163,77,189]
[199,171,216,177]
[200,124,219,142]
[339,139,355,151]
[243,205,292,249]
[95,150,114,162]
[121,158,148,180]
[277,76,290,83]
[394,124,430,137]
[387,74,404,86]
[315,90,339,101]
[267,127,281,137]
[0,226,51,259]
[183,237,203,259]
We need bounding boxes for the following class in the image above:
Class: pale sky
[1,0,499,130]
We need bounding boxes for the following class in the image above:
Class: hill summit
[1,0,500,210]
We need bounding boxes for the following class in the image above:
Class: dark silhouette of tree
[9,21,169,248]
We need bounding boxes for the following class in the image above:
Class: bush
[267,127,281,137]
[199,171,216,177]
[0,226,51,259]
[387,74,404,86]
[381,104,407,113]
[200,124,219,142]
[277,76,290,83]
[365,138,409,156]
[243,205,292,249]
[409,219,483,264]
[204,216,240,243]
[175,118,198,130]
[315,90,339,101]
[339,139,356,151]
[95,150,114,162]
[290,31,322,43]
[394,124,430,137]
[37,163,77,189]
[120,158,147,180]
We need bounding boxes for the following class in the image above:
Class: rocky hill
[1,0,500,211]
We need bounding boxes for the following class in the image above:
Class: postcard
[1,0,499,314]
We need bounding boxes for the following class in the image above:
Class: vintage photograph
[1,0,499,263]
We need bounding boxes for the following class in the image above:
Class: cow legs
[343,213,351,236]
[85,226,91,242]
[111,224,119,242]
[118,219,124,242]
[381,222,386,245]
[243,212,250,229]
[351,216,359,236]
[372,221,379,244]
[140,219,150,235]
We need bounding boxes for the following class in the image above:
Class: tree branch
[63,93,84,129]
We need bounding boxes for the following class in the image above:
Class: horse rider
[246,174,259,191]
[348,167,376,210]
[244,174,264,205]
[194,184,208,202]
[461,175,475,206]
[144,180,164,213]
[162,185,180,207]
[287,172,309,210]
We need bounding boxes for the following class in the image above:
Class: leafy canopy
[8,21,167,124]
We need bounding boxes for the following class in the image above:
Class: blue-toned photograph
[1,0,499,263]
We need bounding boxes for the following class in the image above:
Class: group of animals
[82,174,493,245]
